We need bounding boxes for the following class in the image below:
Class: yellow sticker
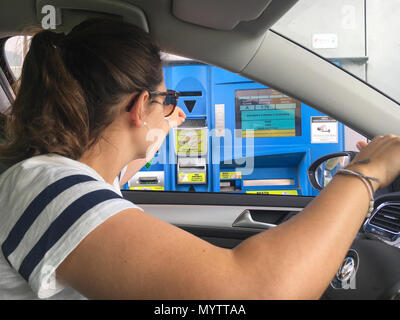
[178,172,206,184]
[246,190,298,195]
[129,186,164,191]
[220,172,242,180]
[242,129,296,138]
[176,129,207,156]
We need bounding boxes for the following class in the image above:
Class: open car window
[4,31,368,197]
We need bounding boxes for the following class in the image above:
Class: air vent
[365,203,400,242]
[370,205,400,233]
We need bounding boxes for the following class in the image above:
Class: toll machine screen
[235,89,302,138]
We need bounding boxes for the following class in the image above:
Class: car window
[3,34,367,197]
[4,36,30,80]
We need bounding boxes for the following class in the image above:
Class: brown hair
[0,18,162,166]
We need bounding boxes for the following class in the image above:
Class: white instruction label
[215,104,225,137]
[312,33,338,49]
[311,116,338,143]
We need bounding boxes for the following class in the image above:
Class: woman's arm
[57,135,400,299]
[119,107,186,186]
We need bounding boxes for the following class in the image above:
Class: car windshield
[271,0,400,105]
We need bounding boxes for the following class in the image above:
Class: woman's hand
[166,106,186,128]
[349,135,400,190]
[356,140,369,151]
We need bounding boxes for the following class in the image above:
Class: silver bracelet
[336,169,379,218]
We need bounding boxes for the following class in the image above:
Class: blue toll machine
[122,61,345,196]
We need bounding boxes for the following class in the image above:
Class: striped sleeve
[1,174,141,299]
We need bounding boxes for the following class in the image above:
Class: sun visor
[35,0,149,33]
[172,0,272,31]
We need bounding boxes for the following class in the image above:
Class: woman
[1,18,400,300]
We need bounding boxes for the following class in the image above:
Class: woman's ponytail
[0,29,89,165]
[0,19,162,166]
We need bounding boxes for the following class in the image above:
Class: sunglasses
[149,89,180,117]
[125,89,180,117]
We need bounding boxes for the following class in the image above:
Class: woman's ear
[126,91,150,127]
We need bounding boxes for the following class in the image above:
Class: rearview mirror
[308,152,357,191]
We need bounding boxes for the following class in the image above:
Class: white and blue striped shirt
[0,154,140,299]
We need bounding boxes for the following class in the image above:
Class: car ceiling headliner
[0,0,298,73]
